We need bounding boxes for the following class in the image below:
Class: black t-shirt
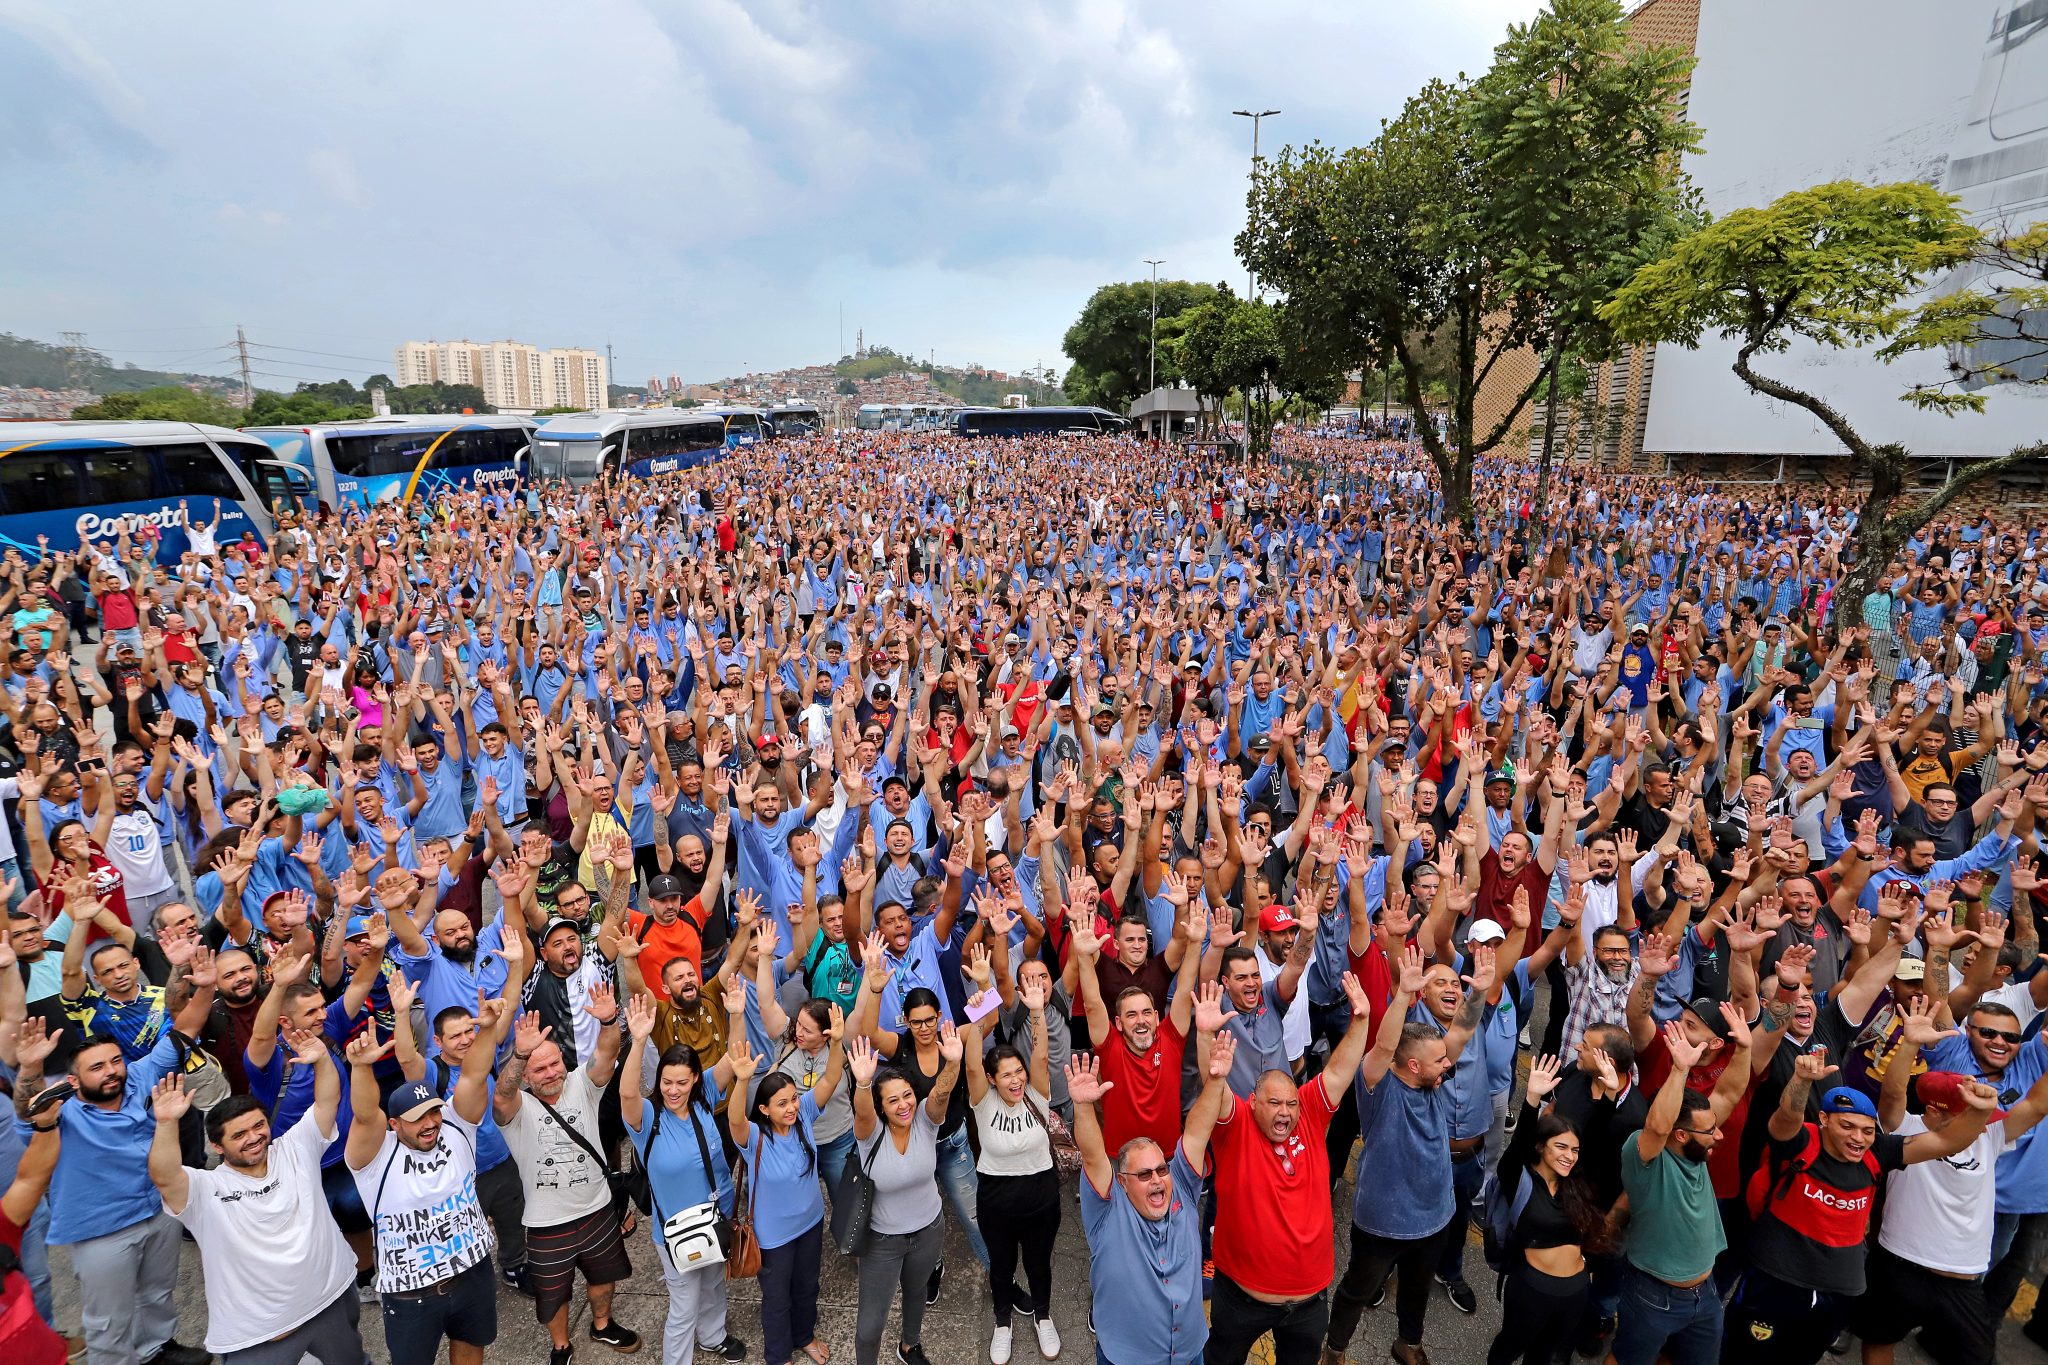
[1738,998,1859,1186]
[1750,1124,1906,1295]
[1899,801,1972,860]
[1549,1069,1649,1209]
[893,1031,969,1139]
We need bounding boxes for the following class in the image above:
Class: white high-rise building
[392,339,608,413]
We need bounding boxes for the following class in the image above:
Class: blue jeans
[24,1196,52,1326]
[1609,1266,1721,1365]
[1435,1149,1486,1284]
[816,1130,855,1210]
[935,1127,990,1270]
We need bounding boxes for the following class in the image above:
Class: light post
[1232,108,1280,298]
[1144,258,1164,397]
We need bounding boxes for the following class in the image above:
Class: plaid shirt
[1561,955,1637,1058]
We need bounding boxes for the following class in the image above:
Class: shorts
[526,1203,634,1322]
[380,1259,497,1365]
[321,1158,372,1235]
[1848,1244,1996,1365]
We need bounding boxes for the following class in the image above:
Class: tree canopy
[1061,279,1221,411]
[71,386,242,424]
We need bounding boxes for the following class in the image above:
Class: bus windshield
[531,437,604,481]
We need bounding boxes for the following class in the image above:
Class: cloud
[0,0,1544,385]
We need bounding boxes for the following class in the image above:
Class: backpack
[1479,1165,1535,1275]
[1743,1123,1883,1246]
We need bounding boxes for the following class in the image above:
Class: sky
[1,0,1543,391]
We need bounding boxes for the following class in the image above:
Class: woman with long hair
[621,996,746,1365]
[1483,1056,1610,1365]
[776,999,857,1198]
[961,978,1061,1363]
[727,1011,844,1365]
[846,1030,961,1365]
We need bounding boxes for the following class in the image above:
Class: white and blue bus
[701,407,769,446]
[245,414,534,511]
[528,410,733,483]
[766,403,821,437]
[0,421,314,560]
[856,403,916,431]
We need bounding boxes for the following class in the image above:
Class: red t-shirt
[1094,1014,1188,1158]
[1209,1078,1339,1297]
[1476,847,1549,958]
[0,1210,66,1365]
[1349,939,1398,1044]
[46,847,131,944]
[100,590,138,632]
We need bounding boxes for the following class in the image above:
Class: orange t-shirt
[627,900,707,995]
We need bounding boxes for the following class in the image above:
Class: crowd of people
[1,425,2046,1365]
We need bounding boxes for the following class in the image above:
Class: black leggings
[976,1167,1060,1326]
[1486,1260,1588,1365]
[1328,1218,1455,1349]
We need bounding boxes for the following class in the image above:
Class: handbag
[649,1104,734,1270]
[829,1131,887,1256]
[531,1091,645,1218]
[1020,1092,1084,1181]
[726,1129,764,1280]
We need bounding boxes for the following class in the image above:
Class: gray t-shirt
[996,991,1073,1111]
[864,1106,943,1236]
[776,1043,852,1143]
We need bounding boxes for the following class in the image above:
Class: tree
[1464,0,1698,529]
[385,382,491,414]
[1884,220,2048,411]
[1062,280,1221,412]
[834,377,859,396]
[243,389,369,425]
[1601,179,2045,605]
[71,386,241,425]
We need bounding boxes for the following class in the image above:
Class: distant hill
[0,332,232,395]
[834,347,1063,406]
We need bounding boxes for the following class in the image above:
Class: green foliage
[1061,280,1222,412]
[535,406,584,416]
[243,390,370,425]
[70,386,243,424]
[1882,220,2048,412]
[384,383,492,414]
[835,377,859,396]
[0,333,208,394]
[835,349,913,380]
[1601,181,1978,356]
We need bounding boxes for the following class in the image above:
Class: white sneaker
[990,1324,1013,1364]
[1035,1318,1061,1359]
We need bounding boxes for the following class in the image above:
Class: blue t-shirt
[740,1091,824,1249]
[1351,1070,1456,1240]
[628,1087,735,1245]
[36,1032,183,1244]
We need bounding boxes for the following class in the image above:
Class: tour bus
[701,407,769,446]
[952,406,1131,437]
[766,403,821,437]
[246,414,534,511]
[0,420,314,561]
[527,410,732,483]
[856,403,914,431]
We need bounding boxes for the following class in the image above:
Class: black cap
[1683,997,1733,1042]
[648,874,685,900]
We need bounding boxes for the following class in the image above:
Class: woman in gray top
[776,1000,857,1199]
[847,1027,962,1365]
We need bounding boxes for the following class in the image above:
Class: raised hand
[1661,1018,1705,1074]
[150,1074,192,1123]
[625,991,658,1042]
[936,1019,964,1064]
[1397,940,1428,996]
[728,1038,760,1080]
[847,1035,880,1088]
[511,1011,551,1060]
[1207,1029,1239,1081]
[1065,1053,1113,1106]
[1526,1054,1564,1103]
[1899,993,1958,1049]
[1793,1045,1838,1085]
[344,1031,395,1069]
[1191,980,1237,1033]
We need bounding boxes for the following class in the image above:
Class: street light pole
[1231,108,1280,299]
[1144,258,1164,396]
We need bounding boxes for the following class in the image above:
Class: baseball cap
[1914,1070,2004,1122]
[648,874,685,900]
[1092,700,1116,718]
[344,915,372,940]
[1892,957,1927,982]
[1819,1087,1879,1121]
[1467,920,1507,947]
[542,916,583,941]
[1257,905,1299,933]
[385,1081,444,1121]
[1682,996,1734,1041]
[1484,768,1514,786]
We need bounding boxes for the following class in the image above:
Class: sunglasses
[1975,1026,2023,1045]
[1119,1162,1172,1182]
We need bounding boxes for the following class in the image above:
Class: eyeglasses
[905,1016,941,1030]
[1975,1026,2023,1045]
[1119,1163,1172,1182]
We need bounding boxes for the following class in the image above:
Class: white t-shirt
[186,521,217,557]
[105,806,174,897]
[1254,943,1311,1062]
[499,1066,613,1226]
[970,1086,1054,1176]
[1877,1112,2013,1275]
[1980,979,2043,1033]
[174,1119,357,1352]
[352,1110,494,1294]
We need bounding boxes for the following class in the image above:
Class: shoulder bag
[531,1089,648,1217]
[1019,1091,1084,1181]
[726,1128,764,1279]
[647,1102,735,1271]
[829,1130,887,1256]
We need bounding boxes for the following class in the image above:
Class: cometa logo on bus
[76,507,219,540]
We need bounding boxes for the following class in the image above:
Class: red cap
[1916,1070,2005,1122]
[1257,904,1299,933]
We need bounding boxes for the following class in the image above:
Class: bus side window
[153,443,245,501]
[78,448,156,505]
[0,450,83,516]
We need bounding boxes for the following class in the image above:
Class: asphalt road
[47,1172,2041,1365]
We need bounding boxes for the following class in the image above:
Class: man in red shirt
[1197,969,1376,1365]
[1073,901,1202,1156]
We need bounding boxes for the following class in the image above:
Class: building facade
[392,339,607,412]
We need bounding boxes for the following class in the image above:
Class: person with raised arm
[845,1029,960,1365]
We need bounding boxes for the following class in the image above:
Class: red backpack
[1743,1123,1883,1249]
